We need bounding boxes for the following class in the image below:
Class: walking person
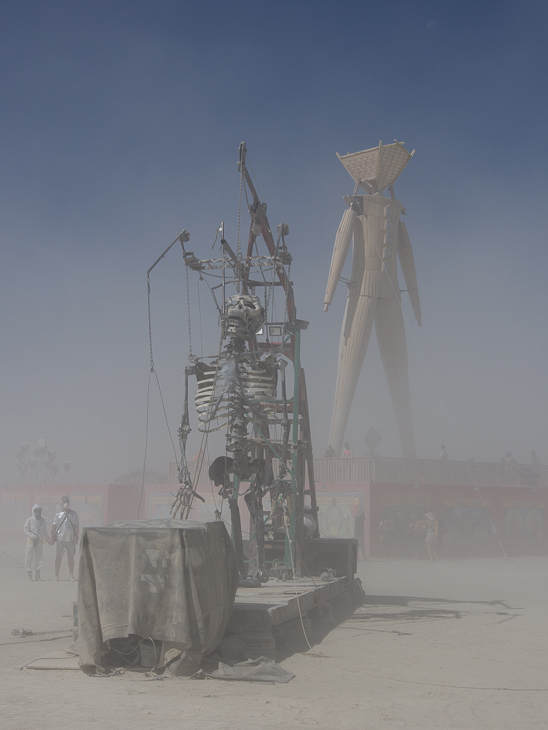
[324,444,335,458]
[51,496,79,581]
[424,512,438,562]
[23,504,51,581]
[379,516,394,558]
[408,518,426,559]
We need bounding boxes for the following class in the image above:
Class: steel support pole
[229,475,246,577]
[285,329,301,571]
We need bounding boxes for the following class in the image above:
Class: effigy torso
[345,194,403,301]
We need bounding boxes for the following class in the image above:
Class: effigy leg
[374,297,416,458]
[328,293,377,455]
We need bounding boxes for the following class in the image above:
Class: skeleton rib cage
[194,354,277,432]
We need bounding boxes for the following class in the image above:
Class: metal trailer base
[224,576,365,657]
[255,537,358,581]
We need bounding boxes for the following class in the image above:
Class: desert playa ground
[1,542,547,729]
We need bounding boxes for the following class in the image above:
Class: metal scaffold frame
[165,142,320,581]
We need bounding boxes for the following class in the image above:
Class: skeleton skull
[224,294,265,339]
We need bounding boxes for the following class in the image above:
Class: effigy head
[223,294,265,339]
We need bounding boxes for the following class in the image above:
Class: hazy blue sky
[2,0,548,484]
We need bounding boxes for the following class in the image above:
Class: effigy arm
[323,205,357,311]
[397,221,422,326]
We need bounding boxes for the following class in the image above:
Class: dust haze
[1,2,548,727]
[1,3,547,482]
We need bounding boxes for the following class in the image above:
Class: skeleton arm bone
[397,221,422,326]
[324,205,358,311]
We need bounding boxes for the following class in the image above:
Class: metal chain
[283,261,291,324]
[198,276,203,356]
[185,263,193,359]
[266,263,275,316]
[236,163,243,257]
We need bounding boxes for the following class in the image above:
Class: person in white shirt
[423,512,438,562]
[50,496,79,582]
[24,504,51,581]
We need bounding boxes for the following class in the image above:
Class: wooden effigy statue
[324,141,422,458]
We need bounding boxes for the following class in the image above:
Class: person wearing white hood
[23,504,51,581]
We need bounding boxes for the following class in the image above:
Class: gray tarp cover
[78,519,238,672]
[204,657,295,683]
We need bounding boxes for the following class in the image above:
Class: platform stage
[225,575,365,657]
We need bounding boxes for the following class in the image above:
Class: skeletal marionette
[161,144,318,582]
[324,141,422,458]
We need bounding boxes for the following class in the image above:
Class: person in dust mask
[51,497,79,582]
[23,504,51,581]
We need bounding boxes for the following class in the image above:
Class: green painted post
[231,475,239,542]
[285,329,301,570]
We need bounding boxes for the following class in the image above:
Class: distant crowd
[323,442,541,466]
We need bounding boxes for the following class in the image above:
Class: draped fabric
[78,519,238,673]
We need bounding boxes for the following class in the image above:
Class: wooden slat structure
[227,576,363,632]
[312,457,548,488]
[324,141,421,459]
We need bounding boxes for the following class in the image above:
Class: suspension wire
[145,231,233,521]
[181,328,225,517]
[185,261,193,359]
[360,198,508,560]
[201,275,223,317]
[147,232,189,369]
[145,198,325,527]
[147,273,154,372]
[147,259,185,461]
[237,162,243,258]
[138,371,152,519]
[283,520,313,651]
[404,212,445,242]
[283,260,291,325]
[178,224,274,517]
[152,370,178,464]
[197,277,203,357]
[145,240,196,518]
[247,155,264,203]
